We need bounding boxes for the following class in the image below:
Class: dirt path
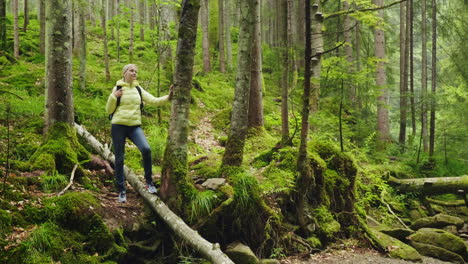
[281,247,451,264]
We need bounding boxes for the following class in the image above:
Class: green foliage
[41,171,68,192]
[0,209,12,236]
[189,190,220,222]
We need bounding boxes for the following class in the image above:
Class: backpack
[109,85,144,120]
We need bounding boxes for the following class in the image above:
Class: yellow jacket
[106,79,169,126]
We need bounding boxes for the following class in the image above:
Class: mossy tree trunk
[200,0,211,73]
[280,0,288,144]
[388,175,468,195]
[39,0,45,54]
[101,0,110,82]
[13,0,19,59]
[295,0,314,236]
[218,0,226,73]
[160,0,201,210]
[78,2,87,91]
[221,0,254,167]
[32,0,89,175]
[45,0,74,132]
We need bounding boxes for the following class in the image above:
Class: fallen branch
[388,175,468,195]
[74,123,234,264]
[57,164,78,196]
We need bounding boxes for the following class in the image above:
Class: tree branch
[326,0,406,19]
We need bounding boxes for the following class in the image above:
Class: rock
[411,213,464,231]
[409,241,465,264]
[369,229,422,262]
[226,242,259,264]
[443,225,458,235]
[201,178,226,190]
[379,228,415,241]
[408,228,467,255]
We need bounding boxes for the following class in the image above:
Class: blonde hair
[122,64,137,77]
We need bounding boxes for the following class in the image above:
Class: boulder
[379,228,415,241]
[201,178,226,190]
[410,241,464,264]
[226,242,259,264]
[411,214,464,231]
[408,228,467,255]
[369,229,422,262]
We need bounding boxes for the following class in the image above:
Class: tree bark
[295,0,314,235]
[374,0,391,148]
[221,0,254,167]
[45,0,74,132]
[421,0,428,153]
[399,1,407,150]
[13,0,19,59]
[116,0,121,61]
[343,1,355,104]
[280,0,289,144]
[101,0,110,82]
[139,0,145,41]
[218,0,226,73]
[129,0,135,62]
[310,3,323,114]
[0,0,6,50]
[248,0,264,129]
[388,176,468,195]
[160,0,201,208]
[73,124,234,264]
[23,0,28,32]
[224,0,232,71]
[200,0,211,73]
[79,5,87,91]
[39,0,45,54]
[409,0,416,137]
[429,0,437,157]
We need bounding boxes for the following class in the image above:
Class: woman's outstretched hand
[114,89,123,98]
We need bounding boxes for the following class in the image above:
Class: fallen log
[388,175,468,195]
[74,123,234,264]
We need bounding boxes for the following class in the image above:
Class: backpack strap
[109,86,123,120]
[109,85,144,120]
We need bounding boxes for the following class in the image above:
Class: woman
[106,64,172,203]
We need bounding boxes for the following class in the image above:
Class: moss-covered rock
[369,229,422,262]
[379,228,415,241]
[410,241,465,264]
[411,214,464,231]
[44,192,114,253]
[408,228,467,255]
[226,242,259,264]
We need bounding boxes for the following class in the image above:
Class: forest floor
[281,247,451,264]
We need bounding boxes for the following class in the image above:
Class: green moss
[368,229,422,262]
[30,122,89,174]
[0,209,12,236]
[306,236,322,248]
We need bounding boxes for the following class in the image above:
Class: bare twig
[57,164,78,196]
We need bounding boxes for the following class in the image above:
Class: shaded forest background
[0,0,467,263]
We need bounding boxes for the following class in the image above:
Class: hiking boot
[146,182,158,194]
[118,191,127,203]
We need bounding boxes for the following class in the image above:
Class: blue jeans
[112,124,153,192]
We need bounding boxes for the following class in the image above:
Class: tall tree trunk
[280,0,289,144]
[343,1,355,104]
[0,0,5,50]
[39,0,45,54]
[218,0,226,73]
[23,0,28,32]
[295,0,314,236]
[101,0,110,82]
[129,0,135,62]
[248,0,264,129]
[139,0,145,41]
[409,0,416,137]
[429,0,437,157]
[116,0,121,61]
[374,0,390,148]
[13,0,19,59]
[79,5,87,91]
[45,0,74,132]
[221,0,254,167]
[399,1,407,150]
[200,0,211,73]
[421,0,428,153]
[310,2,323,114]
[160,0,201,207]
[295,0,305,68]
[225,0,232,71]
